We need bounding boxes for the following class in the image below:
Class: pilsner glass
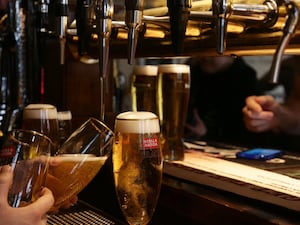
[113,111,163,225]
[158,64,190,161]
[45,117,114,210]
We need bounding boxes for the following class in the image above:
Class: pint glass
[113,111,163,225]
[46,118,114,210]
[0,130,53,207]
[158,64,190,161]
[131,65,158,114]
[22,104,59,153]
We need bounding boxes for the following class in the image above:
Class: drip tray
[48,200,125,225]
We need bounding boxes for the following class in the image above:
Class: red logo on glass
[142,138,159,149]
[0,146,16,158]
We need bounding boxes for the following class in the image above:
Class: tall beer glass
[158,64,190,161]
[113,111,162,225]
[45,117,114,211]
[131,65,158,114]
[22,104,59,154]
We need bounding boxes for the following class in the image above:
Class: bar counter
[47,152,300,225]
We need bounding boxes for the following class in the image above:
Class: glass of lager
[131,65,158,114]
[0,130,53,207]
[113,111,163,225]
[45,117,114,211]
[158,64,190,161]
[22,104,60,154]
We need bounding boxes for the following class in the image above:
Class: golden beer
[113,112,162,225]
[46,154,107,209]
[131,65,158,114]
[158,64,190,161]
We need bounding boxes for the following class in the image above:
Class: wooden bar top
[77,155,300,225]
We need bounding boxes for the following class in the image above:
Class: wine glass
[45,117,114,210]
[113,111,163,225]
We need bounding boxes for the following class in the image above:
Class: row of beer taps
[73,0,300,82]
[2,0,299,79]
[75,0,299,120]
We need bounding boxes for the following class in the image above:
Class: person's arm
[0,165,54,225]
[278,74,300,134]
[243,76,300,135]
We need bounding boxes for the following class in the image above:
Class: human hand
[0,165,54,225]
[242,95,280,132]
[185,109,207,138]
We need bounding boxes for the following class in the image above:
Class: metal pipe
[269,1,300,83]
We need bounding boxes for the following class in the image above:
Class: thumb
[0,165,13,206]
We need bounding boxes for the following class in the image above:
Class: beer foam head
[57,111,72,120]
[158,64,190,74]
[23,104,58,119]
[115,111,160,133]
[133,65,158,76]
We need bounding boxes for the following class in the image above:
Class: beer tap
[95,0,113,120]
[212,0,230,54]
[269,0,299,83]
[37,0,49,103]
[56,0,68,65]
[76,0,93,56]
[125,0,144,64]
[209,0,279,54]
[167,0,191,54]
[38,0,49,34]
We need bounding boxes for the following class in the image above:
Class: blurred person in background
[243,55,300,150]
[185,56,261,146]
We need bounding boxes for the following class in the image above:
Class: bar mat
[47,200,125,225]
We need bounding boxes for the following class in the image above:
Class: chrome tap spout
[95,0,113,120]
[95,0,113,77]
[213,0,230,54]
[125,0,144,64]
[56,0,68,64]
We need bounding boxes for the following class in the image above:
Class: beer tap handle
[76,0,93,56]
[125,0,144,64]
[213,0,230,54]
[56,0,68,65]
[269,1,300,83]
[167,0,191,54]
[38,0,50,34]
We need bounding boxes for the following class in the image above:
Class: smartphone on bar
[236,148,283,160]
